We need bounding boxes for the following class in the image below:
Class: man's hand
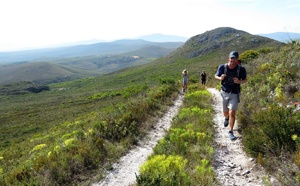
[220,74,226,80]
[233,77,241,84]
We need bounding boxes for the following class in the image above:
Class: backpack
[224,63,241,78]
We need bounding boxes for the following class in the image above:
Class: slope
[0,39,184,64]
[0,27,287,185]
[0,40,183,84]
[86,27,284,90]
[0,62,99,84]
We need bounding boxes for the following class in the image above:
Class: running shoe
[224,117,229,127]
[228,130,237,140]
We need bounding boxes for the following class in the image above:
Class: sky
[0,0,300,52]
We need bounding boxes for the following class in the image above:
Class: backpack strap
[224,63,241,78]
[224,63,228,75]
[237,64,241,78]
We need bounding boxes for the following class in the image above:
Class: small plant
[194,159,214,185]
[137,154,190,185]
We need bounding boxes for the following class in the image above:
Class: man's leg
[221,91,230,127]
[223,111,229,127]
[229,110,236,131]
[224,111,229,119]
[227,94,238,140]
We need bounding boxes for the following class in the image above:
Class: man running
[214,51,247,140]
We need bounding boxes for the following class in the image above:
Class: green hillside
[0,39,183,63]
[54,45,176,74]
[1,27,299,185]
[0,62,100,84]
[0,41,182,84]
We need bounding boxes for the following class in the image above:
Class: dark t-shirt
[201,73,206,80]
[215,64,246,94]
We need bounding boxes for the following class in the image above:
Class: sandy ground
[92,88,282,186]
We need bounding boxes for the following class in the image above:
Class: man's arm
[215,65,226,81]
[215,74,226,81]
[235,78,247,84]
[239,67,247,84]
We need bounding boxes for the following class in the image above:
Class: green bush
[136,154,190,185]
[159,77,176,85]
[239,50,260,63]
[194,159,214,185]
[122,84,148,99]
[243,104,300,156]
[153,127,197,156]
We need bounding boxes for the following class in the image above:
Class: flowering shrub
[179,106,210,119]
[185,90,210,99]
[30,144,47,153]
[137,155,190,185]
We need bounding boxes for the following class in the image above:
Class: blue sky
[0,0,299,51]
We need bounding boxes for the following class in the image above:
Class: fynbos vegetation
[0,27,299,185]
[238,42,300,185]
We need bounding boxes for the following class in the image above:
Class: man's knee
[229,110,236,118]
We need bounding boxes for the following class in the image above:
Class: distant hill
[55,45,177,74]
[0,40,184,84]
[0,62,99,84]
[258,32,300,43]
[90,27,285,90]
[0,39,184,64]
[0,27,285,85]
[164,27,285,63]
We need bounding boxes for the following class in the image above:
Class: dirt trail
[92,88,282,186]
[92,94,184,186]
[208,88,281,186]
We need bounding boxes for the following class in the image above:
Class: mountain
[0,40,184,85]
[258,32,300,43]
[0,39,184,64]
[0,27,284,86]
[161,27,285,66]
[88,27,285,92]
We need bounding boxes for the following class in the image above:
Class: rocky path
[92,88,282,186]
[208,88,281,186]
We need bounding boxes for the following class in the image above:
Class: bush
[136,155,190,185]
[239,50,260,63]
[243,104,300,156]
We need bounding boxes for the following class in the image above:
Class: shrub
[25,84,50,93]
[243,104,300,156]
[122,84,148,99]
[137,155,190,185]
[159,77,176,85]
[194,159,214,185]
[239,50,260,63]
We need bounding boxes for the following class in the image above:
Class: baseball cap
[229,51,239,58]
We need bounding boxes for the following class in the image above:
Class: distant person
[214,51,247,140]
[182,69,189,93]
[200,70,207,86]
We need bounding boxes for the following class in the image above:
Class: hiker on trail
[214,51,247,140]
[200,70,207,86]
[182,69,189,92]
